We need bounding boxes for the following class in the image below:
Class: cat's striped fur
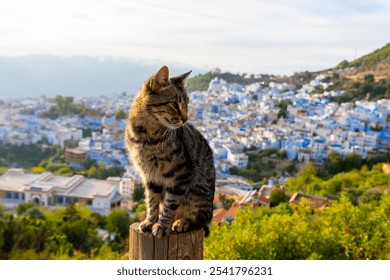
[125,66,215,238]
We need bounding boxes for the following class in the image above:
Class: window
[6,192,12,199]
[57,197,64,204]
[87,199,93,206]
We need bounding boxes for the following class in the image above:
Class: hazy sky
[1,0,389,75]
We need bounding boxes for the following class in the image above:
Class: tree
[276,100,290,119]
[106,209,132,241]
[279,150,288,159]
[31,166,45,174]
[115,110,127,120]
[360,83,373,95]
[283,162,296,174]
[57,204,102,255]
[344,153,363,171]
[297,161,318,177]
[85,162,124,180]
[364,74,374,83]
[270,189,286,207]
[0,203,133,260]
[0,167,7,175]
[55,166,74,176]
[337,60,349,69]
[332,72,340,80]
[284,162,323,194]
[358,191,382,205]
[16,202,36,216]
[373,83,386,97]
[326,151,343,175]
[87,165,97,177]
[132,184,145,203]
[385,77,390,98]
[42,95,86,119]
[135,203,146,221]
[223,198,235,210]
[24,207,45,220]
[60,219,100,253]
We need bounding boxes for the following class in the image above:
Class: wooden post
[129,222,204,260]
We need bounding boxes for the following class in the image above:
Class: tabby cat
[125,66,216,238]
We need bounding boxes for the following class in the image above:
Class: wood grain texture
[129,222,203,260]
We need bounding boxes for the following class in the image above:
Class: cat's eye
[171,102,181,113]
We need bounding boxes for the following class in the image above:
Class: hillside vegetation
[188,44,390,102]
[205,162,390,260]
[188,71,274,91]
[349,44,390,68]
[205,193,390,260]
[0,203,132,259]
[319,44,390,102]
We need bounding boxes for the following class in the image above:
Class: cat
[125,66,216,238]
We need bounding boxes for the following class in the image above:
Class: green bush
[205,194,390,259]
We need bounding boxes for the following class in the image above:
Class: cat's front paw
[152,223,170,238]
[138,220,154,233]
[172,219,190,233]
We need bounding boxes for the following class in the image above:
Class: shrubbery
[205,194,390,260]
[0,203,132,259]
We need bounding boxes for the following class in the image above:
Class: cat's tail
[189,222,210,237]
[203,225,210,237]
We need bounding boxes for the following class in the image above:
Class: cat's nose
[181,114,188,123]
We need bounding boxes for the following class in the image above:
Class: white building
[119,177,135,200]
[0,169,122,215]
[227,151,249,169]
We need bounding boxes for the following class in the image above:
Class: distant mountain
[2,45,389,100]
[0,55,203,99]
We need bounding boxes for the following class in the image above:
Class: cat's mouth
[165,118,185,129]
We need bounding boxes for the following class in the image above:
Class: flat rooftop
[64,179,117,198]
[44,175,73,186]
[0,173,40,192]
[0,170,119,199]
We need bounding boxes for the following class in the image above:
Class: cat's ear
[171,70,192,89]
[179,70,192,86]
[149,66,169,91]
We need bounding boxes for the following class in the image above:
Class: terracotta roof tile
[212,208,228,225]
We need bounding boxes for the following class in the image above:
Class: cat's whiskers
[184,123,194,137]
[154,125,169,150]
[154,125,167,139]
[162,126,172,151]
